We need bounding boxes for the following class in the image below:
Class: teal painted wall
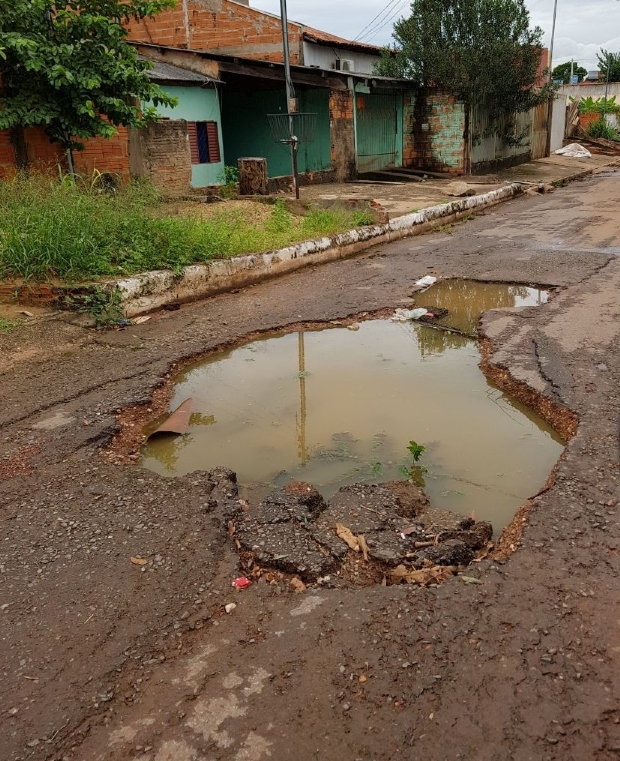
[426,94,465,170]
[154,85,224,187]
[221,88,331,178]
[354,88,404,172]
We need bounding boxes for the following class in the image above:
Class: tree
[552,61,587,84]
[0,0,177,167]
[375,0,552,143]
[597,49,620,83]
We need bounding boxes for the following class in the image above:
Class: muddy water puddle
[141,281,562,530]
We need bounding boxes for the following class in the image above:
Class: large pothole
[140,281,563,531]
[133,279,567,587]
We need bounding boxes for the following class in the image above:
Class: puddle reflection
[141,283,562,530]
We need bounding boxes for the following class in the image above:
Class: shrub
[586,119,620,140]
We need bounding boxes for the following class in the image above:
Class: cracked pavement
[1,170,619,760]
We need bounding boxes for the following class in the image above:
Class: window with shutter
[187,121,221,164]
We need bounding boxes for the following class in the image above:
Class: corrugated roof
[301,27,383,55]
[140,57,221,85]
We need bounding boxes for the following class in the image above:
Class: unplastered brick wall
[127,0,303,63]
[74,128,130,181]
[0,127,63,178]
[0,131,16,176]
[329,90,355,181]
[129,121,192,197]
[0,126,130,180]
[402,92,416,167]
[412,91,466,174]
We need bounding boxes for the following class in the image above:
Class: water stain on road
[141,281,563,530]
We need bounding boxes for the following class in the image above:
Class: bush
[586,119,620,140]
[575,95,620,115]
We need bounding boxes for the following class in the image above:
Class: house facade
[125,0,382,74]
[125,0,416,186]
[0,2,551,187]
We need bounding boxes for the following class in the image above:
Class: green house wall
[221,88,331,178]
[154,85,225,187]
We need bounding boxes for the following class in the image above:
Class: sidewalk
[300,152,617,218]
[96,151,620,317]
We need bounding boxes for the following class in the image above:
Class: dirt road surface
[1,171,619,761]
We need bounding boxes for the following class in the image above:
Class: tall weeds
[0,176,372,283]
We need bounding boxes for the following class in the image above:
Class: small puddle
[141,281,563,531]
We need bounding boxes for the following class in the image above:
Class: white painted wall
[557,83,620,102]
[550,97,567,152]
[302,41,380,75]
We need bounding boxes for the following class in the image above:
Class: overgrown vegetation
[375,0,553,145]
[60,285,125,328]
[574,96,620,115]
[0,175,375,283]
[217,165,239,199]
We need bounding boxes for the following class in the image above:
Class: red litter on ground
[232,577,252,589]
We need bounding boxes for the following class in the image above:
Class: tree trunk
[10,125,28,171]
[238,157,268,195]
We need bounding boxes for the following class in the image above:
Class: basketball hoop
[267,112,317,145]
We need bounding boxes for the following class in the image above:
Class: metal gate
[355,92,399,173]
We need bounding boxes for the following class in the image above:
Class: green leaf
[0,0,176,148]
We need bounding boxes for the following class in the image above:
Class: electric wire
[353,0,404,40]
[362,0,409,42]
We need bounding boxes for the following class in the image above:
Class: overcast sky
[251,0,620,70]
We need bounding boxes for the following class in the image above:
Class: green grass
[0,175,374,283]
[0,318,19,332]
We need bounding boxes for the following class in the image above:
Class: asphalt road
[1,171,619,761]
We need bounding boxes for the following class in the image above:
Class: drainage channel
[140,280,563,536]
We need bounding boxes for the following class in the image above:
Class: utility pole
[545,0,559,157]
[547,0,558,85]
[279,0,300,199]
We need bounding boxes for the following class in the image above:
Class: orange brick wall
[0,127,64,179]
[0,127,130,180]
[329,90,355,180]
[127,0,303,63]
[73,128,130,181]
[0,131,17,177]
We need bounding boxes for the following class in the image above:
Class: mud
[1,171,619,761]
[233,479,492,584]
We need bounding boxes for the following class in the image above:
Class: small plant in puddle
[402,440,427,486]
[370,460,383,476]
[407,440,426,461]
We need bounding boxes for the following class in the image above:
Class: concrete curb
[113,183,524,317]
